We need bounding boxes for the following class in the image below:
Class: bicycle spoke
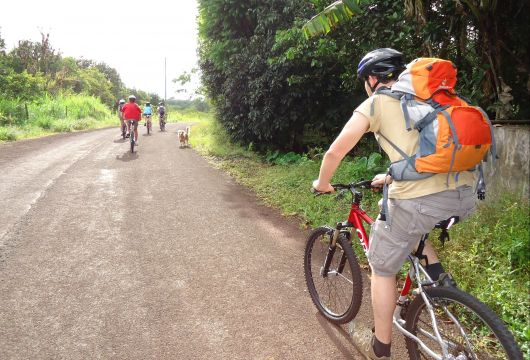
[406,288,519,360]
[310,235,353,317]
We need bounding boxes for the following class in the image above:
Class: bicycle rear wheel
[405,286,523,360]
[130,131,135,153]
[304,227,363,324]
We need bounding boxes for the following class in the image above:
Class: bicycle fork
[321,226,349,278]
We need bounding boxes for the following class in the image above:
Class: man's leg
[372,274,396,344]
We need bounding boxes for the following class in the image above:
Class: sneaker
[438,272,457,287]
[349,322,391,360]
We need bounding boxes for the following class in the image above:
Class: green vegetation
[198,0,529,152]
[0,94,115,141]
[0,30,212,142]
[191,116,530,357]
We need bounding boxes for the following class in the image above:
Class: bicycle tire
[130,133,134,153]
[304,227,363,324]
[147,122,150,135]
[405,286,523,360]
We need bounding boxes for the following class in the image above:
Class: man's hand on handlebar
[371,173,392,190]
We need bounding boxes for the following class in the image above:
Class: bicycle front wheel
[405,286,523,360]
[304,227,363,324]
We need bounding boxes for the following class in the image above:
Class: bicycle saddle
[434,216,460,230]
[434,216,460,246]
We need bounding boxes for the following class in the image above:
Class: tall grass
[191,115,530,357]
[166,107,214,125]
[0,94,115,141]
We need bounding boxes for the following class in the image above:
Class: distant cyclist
[143,102,153,125]
[157,102,166,131]
[118,99,127,138]
[122,95,142,146]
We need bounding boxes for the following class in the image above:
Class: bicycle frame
[328,184,469,360]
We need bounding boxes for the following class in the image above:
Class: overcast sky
[0,0,200,99]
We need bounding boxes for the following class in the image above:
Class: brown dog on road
[178,127,190,148]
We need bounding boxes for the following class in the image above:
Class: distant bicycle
[145,114,152,135]
[159,113,166,132]
[157,102,166,131]
[128,120,136,153]
[121,122,127,140]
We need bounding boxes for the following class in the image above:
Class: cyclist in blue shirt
[143,102,153,127]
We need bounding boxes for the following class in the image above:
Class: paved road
[0,124,406,359]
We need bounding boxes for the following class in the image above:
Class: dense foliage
[198,0,529,152]
[0,32,160,110]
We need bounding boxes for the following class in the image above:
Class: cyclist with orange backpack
[311,48,485,360]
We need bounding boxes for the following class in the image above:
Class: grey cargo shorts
[367,186,476,277]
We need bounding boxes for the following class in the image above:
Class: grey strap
[381,172,392,226]
[414,105,449,131]
[440,110,460,146]
[377,132,412,163]
[400,94,414,131]
[477,107,497,166]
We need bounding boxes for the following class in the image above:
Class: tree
[198,0,369,151]
[302,0,530,120]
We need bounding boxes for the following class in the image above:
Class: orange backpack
[375,58,496,223]
[376,58,496,185]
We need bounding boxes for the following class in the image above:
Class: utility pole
[164,57,167,102]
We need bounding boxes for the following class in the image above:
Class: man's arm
[313,111,370,192]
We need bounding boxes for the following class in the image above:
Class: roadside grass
[191,115,530,356]
[166,108,212,124]
[0,95,115,142]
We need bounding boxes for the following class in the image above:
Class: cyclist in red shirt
[122,95,142,145]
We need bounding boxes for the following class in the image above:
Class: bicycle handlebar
[311,180,380,196]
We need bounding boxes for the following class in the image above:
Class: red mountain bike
[304,180,522,359]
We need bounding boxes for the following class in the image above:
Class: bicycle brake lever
[355,180,374,189]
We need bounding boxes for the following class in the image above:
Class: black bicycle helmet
[357,48,405,80]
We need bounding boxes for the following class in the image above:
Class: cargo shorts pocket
[411,202,453,235]
[368,219,411,277]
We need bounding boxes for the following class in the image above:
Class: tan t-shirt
[354,94,475,199]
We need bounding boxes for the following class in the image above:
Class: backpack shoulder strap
[376,131,413,163]
[374,87,402,100]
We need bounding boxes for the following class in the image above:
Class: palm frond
[302,0,368,39]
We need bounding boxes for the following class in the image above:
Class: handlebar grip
[355,180,374,188]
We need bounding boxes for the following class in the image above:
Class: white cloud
[0,0,200,99]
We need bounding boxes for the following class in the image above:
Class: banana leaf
[302,0,370,39]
